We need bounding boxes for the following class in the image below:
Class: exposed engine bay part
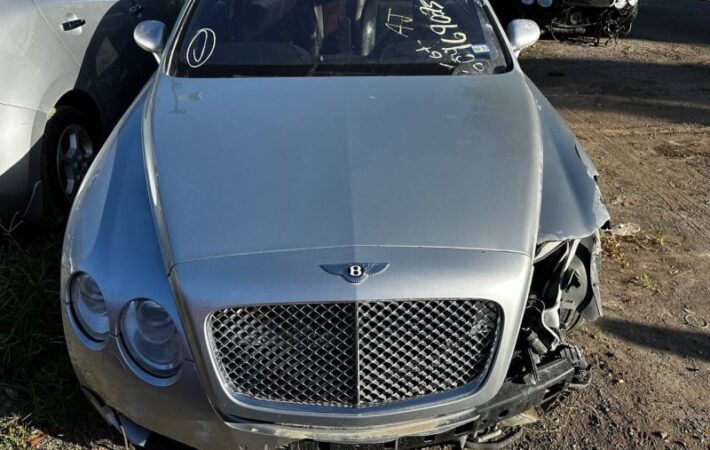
[492,0,639,40]
[462,344,591,450]
[446,236,599,449]
[521,231,602,371]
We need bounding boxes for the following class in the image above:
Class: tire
[39,106,100,225]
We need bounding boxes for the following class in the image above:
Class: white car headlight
[120,299,182,378]
[69,273,110,342]
[614,0,628,8]
[538,0,553,7]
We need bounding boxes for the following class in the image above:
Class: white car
[0,0,178,223]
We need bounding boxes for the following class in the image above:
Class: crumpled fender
[525,77,611,244]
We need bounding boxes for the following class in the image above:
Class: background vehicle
[61,0,610,448]
[491,0,639,39]
[0,0,179,224]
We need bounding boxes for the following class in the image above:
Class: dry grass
[0,224,117,450]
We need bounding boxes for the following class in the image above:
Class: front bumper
[64,303,581,450]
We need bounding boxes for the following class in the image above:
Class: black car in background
[491,0,639,39]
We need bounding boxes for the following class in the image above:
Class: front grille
[207,299,501,408]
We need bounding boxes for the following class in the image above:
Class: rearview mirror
[506,19,540,57]
[134,20,166,62]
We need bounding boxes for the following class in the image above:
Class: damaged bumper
[66,305,588,450]
[61,240,601,450]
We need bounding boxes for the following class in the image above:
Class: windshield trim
[166,0,200,76]
[480,0,513,70]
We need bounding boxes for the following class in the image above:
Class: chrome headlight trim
[68,273,110,342]
[120,299,183,379]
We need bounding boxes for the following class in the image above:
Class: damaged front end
[460,81,611,447]
[459,233,602,449]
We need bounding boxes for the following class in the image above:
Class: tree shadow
[598,317,710,362]
[521,56,710,126]
[629,0,710,48]
[515,0,710,126]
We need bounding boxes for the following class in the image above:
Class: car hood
[144,71,543,267]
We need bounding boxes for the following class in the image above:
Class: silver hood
[144,71,543,267]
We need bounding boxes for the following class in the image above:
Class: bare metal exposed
[61,0,610,448]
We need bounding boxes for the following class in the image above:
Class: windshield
[171,0,509,77]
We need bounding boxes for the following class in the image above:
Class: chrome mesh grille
[207,299,500,408]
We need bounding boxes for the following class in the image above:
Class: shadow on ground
[630,0,710,47]
[598,317,710,363]
[519,0,710,126]
[521,57,710,126]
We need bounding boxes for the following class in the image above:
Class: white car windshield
[172,0,509,76]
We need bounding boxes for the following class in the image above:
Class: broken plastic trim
[80,386,151,447]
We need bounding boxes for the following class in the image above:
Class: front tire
[40,106,100,224]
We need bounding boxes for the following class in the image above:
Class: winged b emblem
[320,263,390,284]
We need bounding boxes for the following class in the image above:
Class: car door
[32,0,152,125]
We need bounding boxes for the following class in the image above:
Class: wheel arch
[55,90,105,139]
[23,89,107,221]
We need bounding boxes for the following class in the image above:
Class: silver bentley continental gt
[61,0,610,448]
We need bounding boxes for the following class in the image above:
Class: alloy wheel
[56,124,94,199]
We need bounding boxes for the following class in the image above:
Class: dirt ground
[1,0,708,449]
[512,0,710,448]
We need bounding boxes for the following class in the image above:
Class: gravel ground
[513,0,710,448]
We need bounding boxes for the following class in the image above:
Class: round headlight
[538,0,553,7]
[614,0,627,8]
[120,299,182,378]
[69,273,109,342]
[521,0,535,5]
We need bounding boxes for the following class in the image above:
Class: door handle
[61,18,86,31]
[129,4,144,14]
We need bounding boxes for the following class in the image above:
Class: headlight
[120,299,182,378]
[614,0,627,8]
[521,0,535,5]
[538,0,553,7]
[69,273,109,342]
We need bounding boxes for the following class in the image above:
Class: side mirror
[506,19,540,57]
[134,20,166,62]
